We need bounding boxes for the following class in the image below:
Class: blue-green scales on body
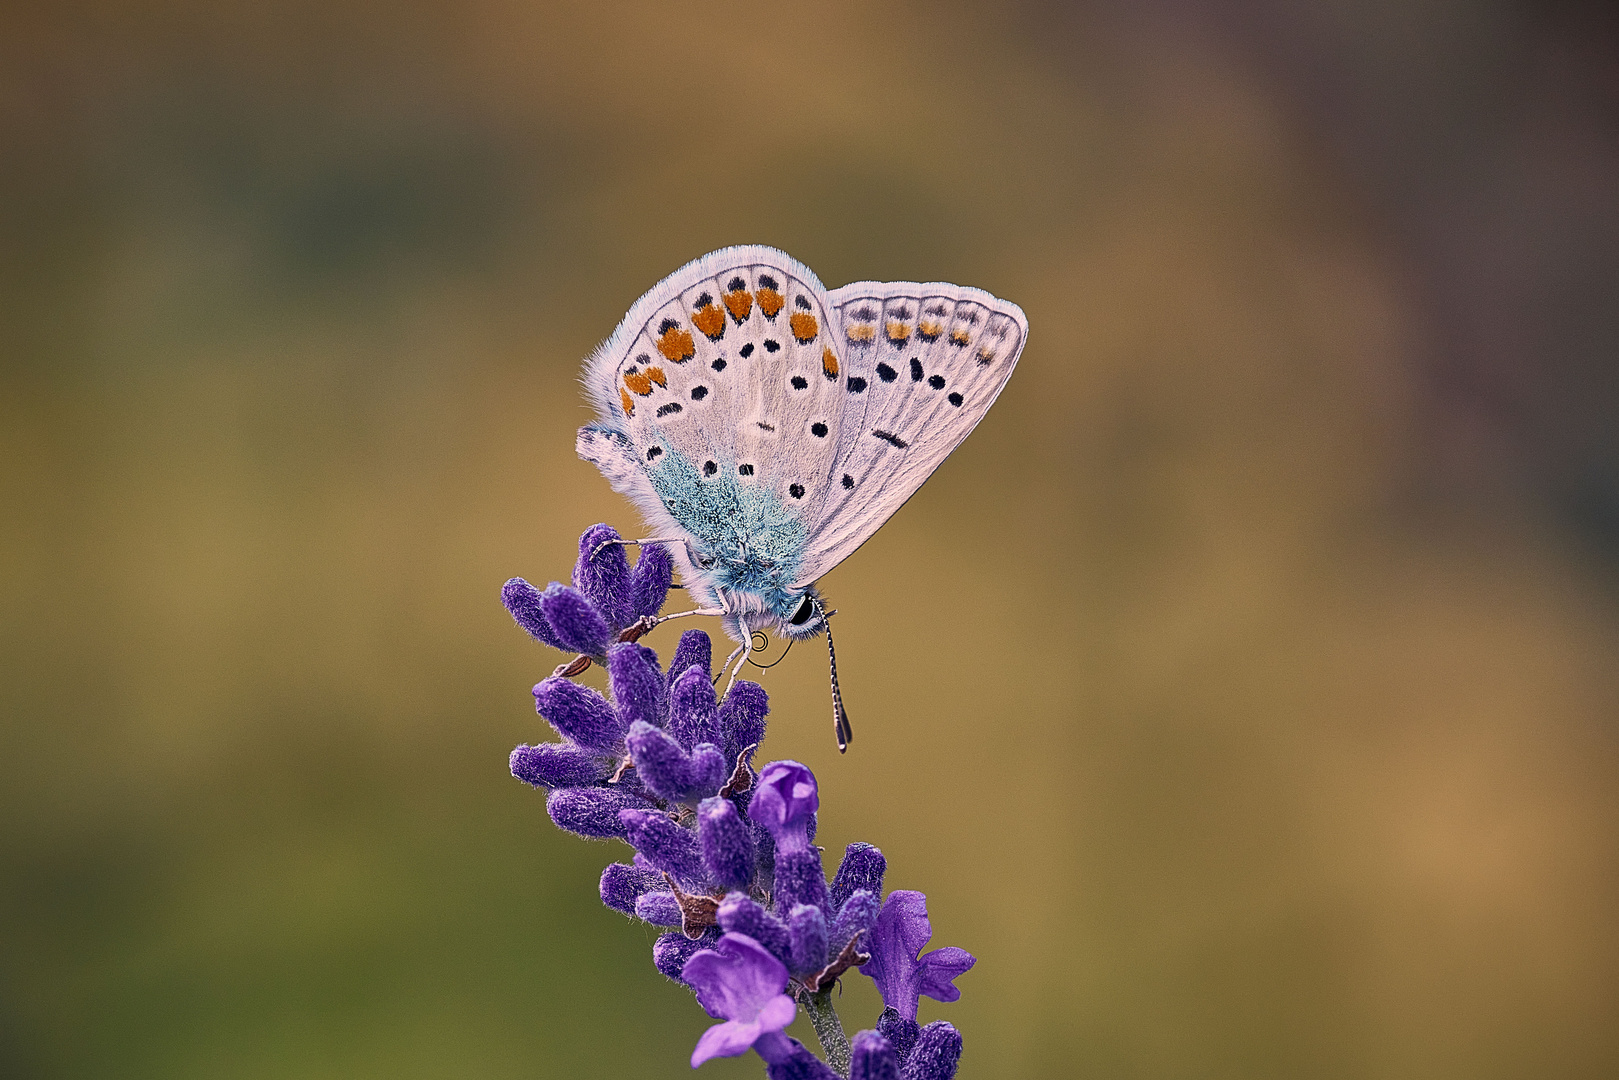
[646,447,807,616]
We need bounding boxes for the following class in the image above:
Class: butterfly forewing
[790,283,1027,586]
[577,249,844,574]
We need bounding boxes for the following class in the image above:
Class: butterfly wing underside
[789,282,1028,587]
[576,247,849,579]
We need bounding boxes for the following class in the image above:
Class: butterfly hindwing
[789,282,1027,586]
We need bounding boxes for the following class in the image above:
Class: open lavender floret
[505,526,973,1079]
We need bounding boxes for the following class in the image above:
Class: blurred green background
[4,1,1619,1077]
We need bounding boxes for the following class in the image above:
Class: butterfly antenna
[814,598,852,753]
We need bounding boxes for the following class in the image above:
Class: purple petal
[830,843,887,913]
[916,947,975,1004]
[501,577,566,650]
[533,677,623,752]
[899,1021,961,1080]
[718,679,769,765]
[762,1037,843,1079]
[627,540,673,620]
[655,927,718,982]
[669,664,720,749]
[691,1018,765,1067]
[860,891,933,1020]
[545,786,652,839]
[599,862,665,915]
[850,1030,902,1080]
[619,808,707,886]
[698,797,756,892]
[574,523,636,628]
[687,742,727,799]
[608,642,665,729]
[716,894,791,965]
[668,630,712,688]
[681,932,790,1022]
[748,761,818,853]
[539,582,611,656]
[509,743,606,789]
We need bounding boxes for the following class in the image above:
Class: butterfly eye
[789,595,816,626]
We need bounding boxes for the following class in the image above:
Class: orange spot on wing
[723,288,753,323]
[847,324,876,343]
[789,311,818,343]
[620,388,635,415]
[624,370,654,396]
[657,325,696,362]
[918,320,943,341]
[822,346,840,379]
[886,320,911,344]
[692,304,725,341]
[645,365,667,388]
[949,329,971,346]
[756,288,784,318]
[978,346,996,362]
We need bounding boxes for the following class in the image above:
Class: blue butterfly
[577,246,1028,750]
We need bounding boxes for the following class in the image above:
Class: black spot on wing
[739,343,754,359]
[656,402,682,417]
[872,429,908,449]
[789,483,805,499]
[691,386,709,400]
[811,422,828,437]
[910,357,924,382]
[790,376,807,390]
[738,463,754,476]
[948,392,964,407]
[764,339,781,353]
[647,446,663,460]
[847,376,867,393]
[795,295,812,310]
[841,474,855,489]
[758,275,778,290]
[712,358,727,371]
[876,362,897,382]
[704,460,717,476]
[928,374,945,390]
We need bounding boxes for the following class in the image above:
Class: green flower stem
[802,988,851,1077]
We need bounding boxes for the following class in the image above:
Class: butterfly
[576,246,1027,750]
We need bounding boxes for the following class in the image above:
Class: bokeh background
[4,1,1619,1077]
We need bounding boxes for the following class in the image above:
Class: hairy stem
[802,988,851,1077]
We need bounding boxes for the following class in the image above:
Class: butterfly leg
[590,536,692,561]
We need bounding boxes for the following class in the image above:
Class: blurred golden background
[4,1,1618,1077]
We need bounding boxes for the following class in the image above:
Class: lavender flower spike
[682,933,798,1068]
[860,891,976,1022]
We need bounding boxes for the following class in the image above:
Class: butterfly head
[774,587,828,641]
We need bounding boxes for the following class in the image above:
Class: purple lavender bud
[718,679,769,763]
[599,862,665,915]
[764,1042,842,1080]
[850,1030,902,1080]
[627,539,673,620]
[633,890,683,927]
[501,578,567,650]
[626,721,694,800]
[748,761,819,855]
[900,1022,962,1080]
[654,926,719,982]
[619,808,707,886]
[573,523,636,628]
[545,787,652,839]
[509,743,606,788]
[533,677,623,752]
[687,742,727,799]
[668,629,712,688]
[831,888,881,952]
[830,843,887,912]
[717,894,792,965]
[876,1009,919,1065]
[539,581,611,656]
[787,903,829,975]
[607,642,665,729]
[698,796,756,891]
[668,664,721,749]
[772,847,829,915]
